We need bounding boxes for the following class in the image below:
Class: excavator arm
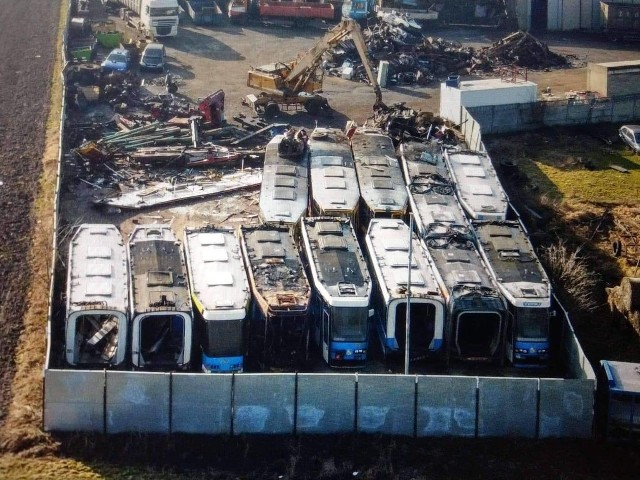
[347,20,384,109]
[285,19,385,109]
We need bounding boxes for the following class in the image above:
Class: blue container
[445,75,460,88]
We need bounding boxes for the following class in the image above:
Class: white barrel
[377,60,389,88]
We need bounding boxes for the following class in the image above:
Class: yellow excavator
[244,19,384,118]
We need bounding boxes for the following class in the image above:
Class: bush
[542,241,600,312]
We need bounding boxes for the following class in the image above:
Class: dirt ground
[0,0,60,427]
[2,3,640,477]
[167,23,640,123]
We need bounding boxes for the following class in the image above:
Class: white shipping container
[440,78,538,125]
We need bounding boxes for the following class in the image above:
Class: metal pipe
[405,213,413,375]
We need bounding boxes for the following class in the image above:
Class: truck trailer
[601,1,640,41]
[179,0,228,25]
[229,0,337,25]
[106,0,180,37]
[342,0,438,23]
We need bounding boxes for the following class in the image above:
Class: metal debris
[93,168,263,210]
[325,20,570,87]
[483,31,568,69]
[364,102,458,145]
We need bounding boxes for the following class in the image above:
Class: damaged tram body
[473,220,552,367]
[400,138,506,363]
[300,217,372,367]
[65,224,129,368]
[128,225,193,370]
[365,219,446,360]
[239,225,311,370]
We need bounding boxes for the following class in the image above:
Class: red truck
[228,0,338,25]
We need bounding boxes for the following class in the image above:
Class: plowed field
[0,0,60,425]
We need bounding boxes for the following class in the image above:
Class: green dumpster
[95,31,123,49]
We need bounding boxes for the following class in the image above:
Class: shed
[599,360,640,438]
[588,60,640,97]
[440,77,538,125]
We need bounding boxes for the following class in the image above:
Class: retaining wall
[44,304,596,437]
[464,94,640,135]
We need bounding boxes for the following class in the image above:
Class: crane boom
[246,19,384,115]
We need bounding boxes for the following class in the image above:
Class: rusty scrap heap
[482,30,569,69]
[326,17,569,87]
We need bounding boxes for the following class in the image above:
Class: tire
[612,239,623,257]
[305,97,328,115]
[264,101,280,119]
[304,98,321,115]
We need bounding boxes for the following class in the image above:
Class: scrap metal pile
[483,30,569,69]
[325,12,569,87]
[64,66,290,210]
[365,102,459,146]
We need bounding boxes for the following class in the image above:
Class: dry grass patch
[542,241,600,312]
[0,456,102,479]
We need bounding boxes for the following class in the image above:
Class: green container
[96,31,123,49]
[69,44,94,61]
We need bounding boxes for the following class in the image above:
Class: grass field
[488,126,640,204]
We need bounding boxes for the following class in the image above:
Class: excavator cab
[248,61,323,97]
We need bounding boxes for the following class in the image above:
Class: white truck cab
[115,0,179,37]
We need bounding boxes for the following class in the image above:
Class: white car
[619,125,640,153]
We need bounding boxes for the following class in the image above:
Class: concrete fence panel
[106,371,170,434]
[611,97,636,123]
[416,375,477,437]
[491,104,523,131]
[171,373,232,434]
[566,334,581,379]
[233,373,295,434]
[566,103,595,125]
[558,296,595,383]
[542,103,568,126]
[565,330,594,380]
[478,377,538,438]
[588,101,614,124]
[44,369,104,432]
[462,107,483,136]
[539,378,594,438]
[357,374,415,436]
[470,124,483,151]
[465,94,640,135]
[296,373,356,434]
[461,108,485,151]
